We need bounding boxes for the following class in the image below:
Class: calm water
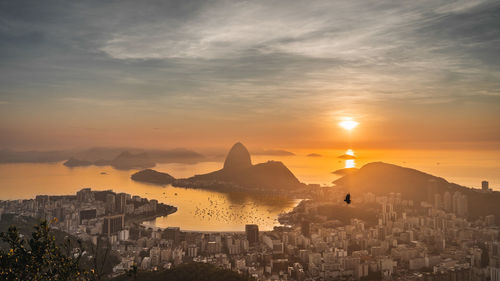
[0,149,499,231]
[0,161,299,231]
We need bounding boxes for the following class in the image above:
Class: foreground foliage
[0,220,87,280]
[113,262,254,281]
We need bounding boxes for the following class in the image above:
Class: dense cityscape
[1,0,499,280]
[1,180,499,281]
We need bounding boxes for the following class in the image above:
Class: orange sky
[0,0,499,151]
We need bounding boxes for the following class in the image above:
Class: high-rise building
[245,224,259,245]
[165,227,181,244]
[115,193,127,214]
[102,214,124,236]
[427,179,438,204]
[452,191,468,217]
[482,181,489,191]
[150,199,158,212]
[105,194,116,214]
[76,188,94,203]
[434,194,442,210]
[491,267,500,281]
[443,192,452,212]
[301,220,311,238]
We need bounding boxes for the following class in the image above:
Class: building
[301,220,310,238]
[482,181,489,191]
[79,209,97,224]
[452,191,467,217]
[491,267,500,281]
[115,193,127,214]
[102,214,124,236]
[106,194,116,214]
[165,227,181,244]
[245,224,259,245]
[443,191,452,212]
[434,194,442,210]
[76,188,94,203]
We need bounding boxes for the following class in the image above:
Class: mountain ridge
[334,161,500,222]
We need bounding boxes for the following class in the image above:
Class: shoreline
[126,204,178,226]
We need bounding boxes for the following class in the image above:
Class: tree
[112,262,254,281]
[0,220,90,280]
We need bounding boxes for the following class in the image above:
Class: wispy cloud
[0,0,499,148]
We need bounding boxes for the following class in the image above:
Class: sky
[0,0,499,151]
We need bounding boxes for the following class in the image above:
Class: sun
[339,118,359,131]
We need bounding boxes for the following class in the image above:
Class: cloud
[252,149,296,156]
[0,0,499,149]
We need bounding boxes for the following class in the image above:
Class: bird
[344,193,351,204]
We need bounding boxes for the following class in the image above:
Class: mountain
[0,147,206,165]
[132,142,305,190]
[109,151,155,170]
[0,149,71,163]
[63,157,93,167]
[183,142,304,190]
[147,148,205,164]
[334,162,500,222]
[63,151,156,170]
[223,142,252,170]
[131,169,175,185]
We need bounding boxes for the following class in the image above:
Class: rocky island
[131,169,176,185]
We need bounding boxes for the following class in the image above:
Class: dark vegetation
[111,262,254,281]
[0,215,119,280]
[1,218,250,281]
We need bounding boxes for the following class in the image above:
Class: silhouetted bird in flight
[344,193,351,204]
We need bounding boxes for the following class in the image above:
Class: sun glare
[339,118,359,131]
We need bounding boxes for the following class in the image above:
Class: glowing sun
[339,118,359,131]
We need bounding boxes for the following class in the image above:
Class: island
[131,169,176,185]
[131,142,306,193]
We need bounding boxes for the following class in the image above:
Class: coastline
[126,203,177,226]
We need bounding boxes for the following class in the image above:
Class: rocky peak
[223,142,252,170]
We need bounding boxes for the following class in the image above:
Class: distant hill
[131,169,175,185]
[61,151,156,170]
[147,148,205,164]
[0,149,71,163]
[63,157,93,167]
[74,147,205,164]
[109,151,155,170]
[0,147,205,165]
[111,262,253,281]
[334,162,500,222]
